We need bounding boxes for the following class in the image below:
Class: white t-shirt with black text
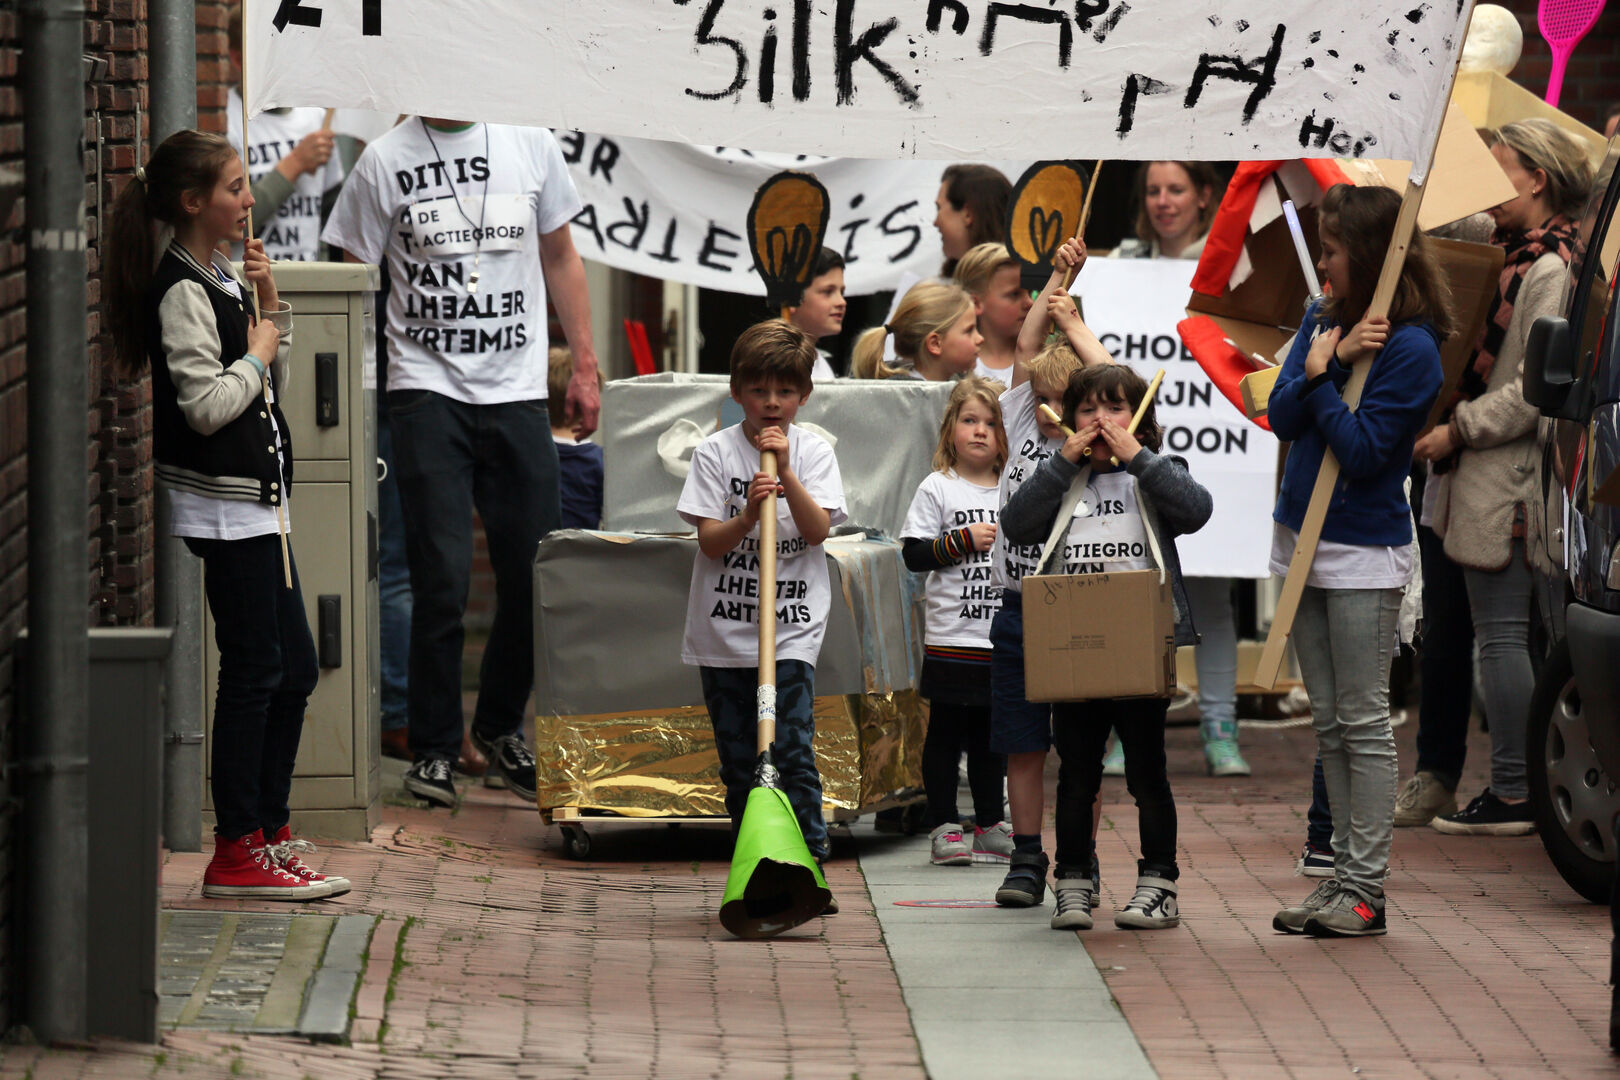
[993,382,1065,594]
[1048,471,1154,575]
[321,120,582,405]
[227,89,345,263]
[678,425,848,668]
[902,470,1001,648]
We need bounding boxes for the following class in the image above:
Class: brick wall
[0,0,231,1033]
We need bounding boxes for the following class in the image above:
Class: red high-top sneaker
[264,825,351,898]
[201,830,329,900]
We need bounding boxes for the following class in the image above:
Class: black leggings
[1052,697,1177,879]
[922,701,1007,828]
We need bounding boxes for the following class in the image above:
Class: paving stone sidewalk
[0,712,1612,1079]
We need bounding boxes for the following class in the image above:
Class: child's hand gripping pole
[239,35,294,590]
[756,448,779,758]
[1039,367,1165,467]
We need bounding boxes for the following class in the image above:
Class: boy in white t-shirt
[679,322,848,876]
[785,247,845,381]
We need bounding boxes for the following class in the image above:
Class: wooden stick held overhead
[1060,160,1104,292]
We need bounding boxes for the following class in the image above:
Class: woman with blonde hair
[1418,118,1594,836]
[954,242,1031,387]
[850,280,981,381]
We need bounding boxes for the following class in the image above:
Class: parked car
[1523,137,1620,906]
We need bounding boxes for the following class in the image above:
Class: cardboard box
[1023,571,1176,703]
[1452,70,1606,166]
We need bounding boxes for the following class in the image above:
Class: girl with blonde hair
[850,280,981,381]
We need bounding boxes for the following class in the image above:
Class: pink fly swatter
[1538,0,1605,108]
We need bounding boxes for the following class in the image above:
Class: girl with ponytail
[849,280,980,381]
[107,129,344,903]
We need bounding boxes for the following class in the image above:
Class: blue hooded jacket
[1269,301,1442,547]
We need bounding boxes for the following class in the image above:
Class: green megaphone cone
[719,785,830,939]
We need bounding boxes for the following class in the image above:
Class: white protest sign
[559,132,1026,295]
[1074,259,1279,579]
[247,1,1470,173]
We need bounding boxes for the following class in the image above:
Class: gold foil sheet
[535,691,928,820]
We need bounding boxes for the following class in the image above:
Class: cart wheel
[562,825,591,859]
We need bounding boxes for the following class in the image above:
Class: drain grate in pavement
[159,910,375,1040]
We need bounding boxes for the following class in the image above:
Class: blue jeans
[387,390,560,762]
[187,534,319,841]
[700,660,829,860]
[1185,577,1238,739]
[377,413,412,733]
[1307,756,1333,852]
[1464,542,1536,800]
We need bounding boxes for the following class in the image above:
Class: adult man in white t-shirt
[323,117,600,809]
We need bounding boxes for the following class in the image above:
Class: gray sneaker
[971,821,1014,864]
[929,823,972,866]
[1051,877,1095,930]
[1272,878,1340,934]
[1115,874,1179,929]
[1393,770,1457,827]
[1304,886,1386,937]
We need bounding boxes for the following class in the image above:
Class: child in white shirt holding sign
[679,322,848,882]
[998,364,1211,932]
[901,377,1014,866]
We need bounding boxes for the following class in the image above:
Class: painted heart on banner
[1028,206,1066,266]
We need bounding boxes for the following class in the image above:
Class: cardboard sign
[1006,161,1089,289]
[747,171,830,308]
[247,0,1473,170]
[1023,571,1176,703]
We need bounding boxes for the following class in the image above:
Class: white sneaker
[1115,874,1179,929]
[929,823,972,866]
[971,821,1015,864]
[1051,877,1096,930]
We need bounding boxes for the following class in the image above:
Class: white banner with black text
[1074,259,1280,579]
[559,133,1026,295]
[247,0,1470,175]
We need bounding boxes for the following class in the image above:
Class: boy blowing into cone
[679,322,847,871]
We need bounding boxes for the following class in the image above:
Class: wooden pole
[756,448,778,752]
[240,0,294,590]
[1060,160,1104,291]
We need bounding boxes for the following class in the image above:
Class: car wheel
[1528,638,1620,904]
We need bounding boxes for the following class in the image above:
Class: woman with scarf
[1417,118,1593,835]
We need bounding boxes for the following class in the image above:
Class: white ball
[1461,4,1524,75]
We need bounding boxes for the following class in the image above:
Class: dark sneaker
[1430,789,1534,836]
[994,851,1049,908]
[471,729,538,802]
[1297,844,1335,877]
[403,757,458,808]
[1273,878,1340,934]
[1304,886,1386,937]
[1115,874,1179,929]
[1051,876,1095,930]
